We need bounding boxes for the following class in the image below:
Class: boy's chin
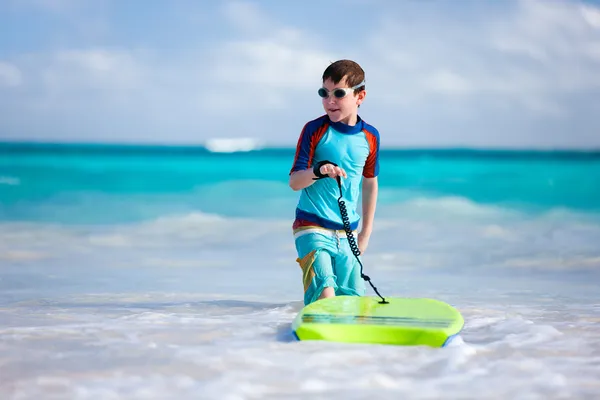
[326,110,343,122]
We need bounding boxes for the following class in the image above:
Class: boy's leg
[333,235,366,297]
[294,232,338,305]
[319,286,335,299]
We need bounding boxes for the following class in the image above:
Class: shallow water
[1,143,599,399]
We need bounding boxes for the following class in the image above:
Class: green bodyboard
[292,296,464,348]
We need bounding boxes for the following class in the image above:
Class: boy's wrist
[359,227,372,236]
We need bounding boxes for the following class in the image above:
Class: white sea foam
[2,199,600,275]
[1,199,600,399]
[1,296,597,399]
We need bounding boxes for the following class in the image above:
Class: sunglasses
[318,80,365,99]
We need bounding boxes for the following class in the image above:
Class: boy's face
[320,76,366,125]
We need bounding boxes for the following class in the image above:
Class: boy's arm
[289,123,316,191]
[289,121,346,191]
[289,164,348,191]
[360,176,378,236]
[359,126,380,254]
[289,169,318,191]
[358,176,378,254]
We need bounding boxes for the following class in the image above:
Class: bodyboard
[292,295,464,347]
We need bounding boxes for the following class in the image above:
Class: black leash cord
[335,176,388,304]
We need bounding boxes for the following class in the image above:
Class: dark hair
[322,59,365,94]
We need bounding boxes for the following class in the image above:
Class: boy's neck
[338,113,358,126]
[328,113,363,135]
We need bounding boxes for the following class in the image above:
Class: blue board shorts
[293,224,365,305]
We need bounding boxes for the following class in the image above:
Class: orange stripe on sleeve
[363,128,380,178]
[289,116,329,175]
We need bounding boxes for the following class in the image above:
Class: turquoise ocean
[1,141,600,399]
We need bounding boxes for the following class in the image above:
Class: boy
[288,59,380,306]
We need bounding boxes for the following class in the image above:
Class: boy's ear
[357,89,367,106]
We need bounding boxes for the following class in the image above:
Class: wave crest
[204,138,262,153]
[0,176,20,186]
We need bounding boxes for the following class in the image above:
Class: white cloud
[212,35,332,89]
[6,48,151,116]
[581,4,600,28]
[44,49,144,89]
[0,0,599,148]
[0,62,22,87]
[363,0,600,111]
[222,1,268,34]
[206,1,335,110]
[488,0,600,93]
[425,70,473,95]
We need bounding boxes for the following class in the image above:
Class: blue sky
[1,0,599,149]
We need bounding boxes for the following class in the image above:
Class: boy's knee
[318,286,335,300]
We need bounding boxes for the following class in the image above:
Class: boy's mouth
[328,108,340,113]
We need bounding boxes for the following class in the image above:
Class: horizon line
[1,139,599,153]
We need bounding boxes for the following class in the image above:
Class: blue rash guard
[289,114,380,231]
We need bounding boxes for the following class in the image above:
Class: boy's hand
[358,231,370,254]
[319,163,347,179]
